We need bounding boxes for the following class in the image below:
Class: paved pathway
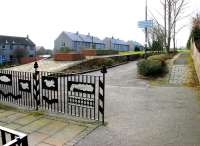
[6,58,82,72]
[0,108,96,146]
[5,54,122,73]
[169,65,187,84]
[169,53,190,84]
[76,54,200,146]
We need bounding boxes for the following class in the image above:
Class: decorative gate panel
[67,74,99,120]
[39,72,66,113]
[0,70,35,108]
[0,63,106,123]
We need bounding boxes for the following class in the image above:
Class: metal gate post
[100,66,107,124]
[33,62,40,110]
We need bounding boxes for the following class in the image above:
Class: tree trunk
[164,0,167,52]
[173,21,176,52]
[167,0,172,53]
[173,2,177,52]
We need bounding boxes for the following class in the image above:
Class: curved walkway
[75,56,200,146]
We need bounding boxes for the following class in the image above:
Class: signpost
[138,20,153,28]
[138,19,153,58]
[137,0,154,58]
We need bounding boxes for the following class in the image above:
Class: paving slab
[20,118,52,133]
[0,109,97,146]
[4,123,22,130]
[0,111,16,118]
[37,143,55,146]
[14,115,41,125]
[43,124,86,146]
[28,132,49,146]
[0,112,27,123]
[38,121,67,135]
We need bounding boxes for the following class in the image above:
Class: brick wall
[191,41,200,82]
[80,49,96,56]
[19,56,44,64]
[54,52,83,61]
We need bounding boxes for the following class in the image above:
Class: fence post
[33,62,40,110]
[100,66,107,125]
[21,136,28,146]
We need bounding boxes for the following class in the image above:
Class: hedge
[96,49,119,56]
[137,59,167,76]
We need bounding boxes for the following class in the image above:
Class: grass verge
[119,51,144,55]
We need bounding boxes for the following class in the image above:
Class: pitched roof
[0,35,35,46]
[64,31,104,44]
[105,37,128,45]
[64,32,83,42]
[128,41,143,47]
[92,36,104,44]
[79,34,92,42]
[112,39,128,45]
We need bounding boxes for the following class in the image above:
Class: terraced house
[54,31,105,52]
[0,35,36,63]
[103,37,129,51]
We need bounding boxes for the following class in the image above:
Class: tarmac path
[76,57,200,146]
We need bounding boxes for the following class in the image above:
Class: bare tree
[160,0,188,52]
[148,22,165,46]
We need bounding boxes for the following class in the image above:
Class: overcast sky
[0,0,199,49]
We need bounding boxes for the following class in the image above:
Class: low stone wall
[191,41,200,81]
[19,56,44,64]
[80,49,96,56]
[110,54,141,62]
[54,52,83,61]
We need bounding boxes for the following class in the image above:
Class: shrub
[59,47,73,52]
[103,58,115,66]
[151,40,163,52]
[96,49,119,56]
[134,46,141,51]
[148,54,173,62]
[192,27,200,41]
[66,58,115,72]
[187,34,192,49]
[137,59,167,76]
[192,13,200,29]
[190,13,200,51]
[111,56,127,63]
[12,48,28,63]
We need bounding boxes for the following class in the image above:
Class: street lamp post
[144,0,148,58]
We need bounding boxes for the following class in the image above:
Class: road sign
[138,20,153,28]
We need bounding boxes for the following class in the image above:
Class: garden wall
[110,54,141,62]
[191,41,200,82]
[54,52,83,61]
[20,56,44,64]
[80,49,96,56]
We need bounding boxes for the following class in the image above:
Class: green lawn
[177,49,190,53]
[118,49,190,56]
[119,50,144,55]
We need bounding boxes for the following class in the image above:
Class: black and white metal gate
[0,62,106,123]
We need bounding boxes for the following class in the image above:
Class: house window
[10,45,13,50]
[10,55,13,61]
[61,42,65,47]
[73,42,77,49]
[30,47,35,50]
[2,45,5,49]
[87,42,91,48]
